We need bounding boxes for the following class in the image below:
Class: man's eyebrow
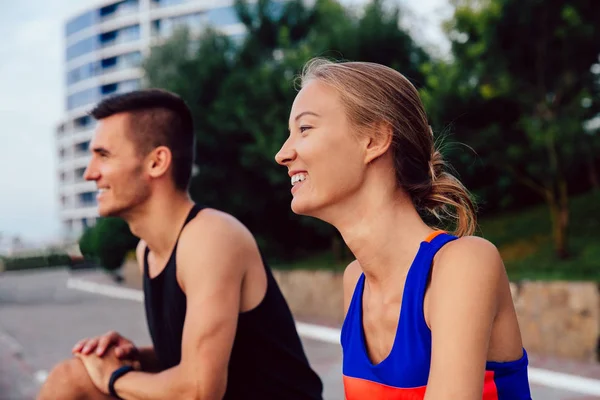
[92,146,110,155]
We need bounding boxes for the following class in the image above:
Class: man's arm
[113,210,250,400]
[424,236,503,400]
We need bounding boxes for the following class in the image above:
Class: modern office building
[56,0,247,238]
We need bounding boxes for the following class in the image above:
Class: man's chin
[97,206,119,218]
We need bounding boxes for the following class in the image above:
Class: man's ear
[364,122,393,165]
[147,146,172,179]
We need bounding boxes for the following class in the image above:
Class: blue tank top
[340,231,532,399]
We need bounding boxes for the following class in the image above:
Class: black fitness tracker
[108,365,134,399]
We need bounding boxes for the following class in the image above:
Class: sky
[0,0,451,246]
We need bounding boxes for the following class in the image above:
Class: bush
[79,217,139,272]
[79,226,97,262]
[2,253,72,271]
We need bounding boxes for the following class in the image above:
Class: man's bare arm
[112,210,251,400]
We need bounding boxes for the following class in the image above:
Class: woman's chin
[291,197,314,216]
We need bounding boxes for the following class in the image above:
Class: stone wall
[510,281,599,362]
[274,270,600,362]
[272,270,345,325]
[121,261,599,362]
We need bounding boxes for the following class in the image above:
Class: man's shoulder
[175,208,261,292]
[178,208,259,259]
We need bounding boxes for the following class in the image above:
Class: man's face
[84,113,151,218]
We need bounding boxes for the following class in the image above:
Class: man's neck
[127,192,195,260]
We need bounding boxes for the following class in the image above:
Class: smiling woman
[276,58,532,400]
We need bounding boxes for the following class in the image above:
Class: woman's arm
[424,236,505,400]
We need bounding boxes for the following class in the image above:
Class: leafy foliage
[136,0,600,267]
[79,217,139,271]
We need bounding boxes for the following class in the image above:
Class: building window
[119,51,142,68]
[153,13,203,37]
[100,0,139,20]
[67,87,99,110]
[102,83,118,95]
[79,192,97,206]
[100,25,140,48]
[152,0,190,7]
[66,10,97,37]
[101,79,141,97]
[75,141,90,153]
[67,51,142,86]
[74,115,95,129]
[66,36,99,61]
[75,168,87,181]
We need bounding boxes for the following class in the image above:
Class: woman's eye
[300,126,311,133]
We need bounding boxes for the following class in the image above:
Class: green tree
[428,0,600,258]
[143,0,432,261]
[79,217,138,271]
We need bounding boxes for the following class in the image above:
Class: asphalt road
[0,268,597,400]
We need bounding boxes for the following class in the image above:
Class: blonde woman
[276,59,532,399]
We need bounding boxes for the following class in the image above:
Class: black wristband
[108,365,134,399]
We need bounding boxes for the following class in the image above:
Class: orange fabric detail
[424,230,445,243]
[343,375,427,400]
[343,370,499,400]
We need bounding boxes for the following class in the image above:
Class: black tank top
[143,204,323,399]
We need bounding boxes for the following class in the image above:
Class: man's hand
[75,347,138,395]
[72,330,137,360]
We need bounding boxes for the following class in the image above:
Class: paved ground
[1,268,599,399]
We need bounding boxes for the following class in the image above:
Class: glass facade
[75,167,87,181]
[99,0,139,21]
[67,79,141,110]
[66,1,139,37]
[67,51,142,86]
[66,10,97,37]
[79,192,97,206]
[66,25,140,61]
[66,36,99,61]
[75,141,90,153]
[73,115,96,130]
[151,0,192,7]
[152,13,203,37]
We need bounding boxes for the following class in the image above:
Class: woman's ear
[364,122,393,165]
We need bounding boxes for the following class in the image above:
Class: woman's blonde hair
[300,58,477,236]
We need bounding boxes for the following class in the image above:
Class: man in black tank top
[37,89,323,400]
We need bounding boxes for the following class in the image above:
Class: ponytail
[421,150,477,237]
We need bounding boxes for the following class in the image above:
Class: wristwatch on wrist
[108,365,134,399]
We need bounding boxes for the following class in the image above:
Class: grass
[275,190,600,281]
[480,190,600,281]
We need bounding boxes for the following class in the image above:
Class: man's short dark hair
[90,88,195,191]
